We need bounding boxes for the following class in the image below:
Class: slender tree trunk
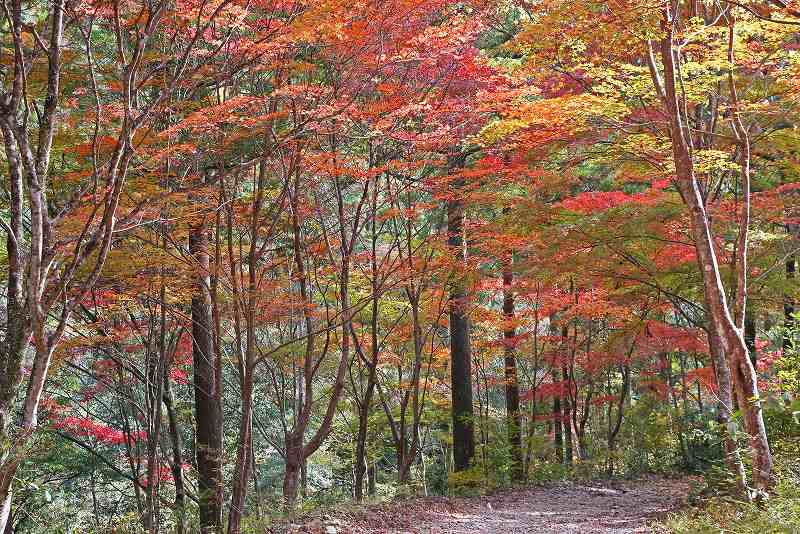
[0,462,17,534]
[227,161,262,533]
[502,262,524,480]
[353,203,381,501]
[227,372,254,534]
[301,458,308,498]
[708,330,748,494]
[367,463,376,496]
[553,384,563,464]
[0,3,66,528]
[353,398,372,501]
[605,365,629,477]
[561,363,573,466]
[656,16,773,490]
[745,310,757,367]
[281,156,359,512]
[144,285,168,533]
[163,368,186,534]
[558,320,572,466]
[0,120,27,534]
[785,246,796,353]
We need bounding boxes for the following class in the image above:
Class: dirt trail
[302,477,690,533]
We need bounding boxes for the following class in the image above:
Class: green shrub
[662,405,800,533]
[447,465,498,496]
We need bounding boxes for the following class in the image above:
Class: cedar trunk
[502,265,524,480]
[448,189,475,472]
[190,224,223,533]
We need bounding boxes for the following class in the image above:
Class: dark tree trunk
[562,364,573,466]
[502,262,524,480]
[190,223,223,533]
[605,365,629,477]
[280,162,357,513]
[353,218,381,501]
[449,268,474,472]
[227,372,254,533]
[353,398,371,501]
[283,436,303,512]
[1,506,11,534]
[367,463,376,496]
[163,368,186,534]
[553,389,563,464]
[745,310,757,367]
[785,250,796,353]
[448,172,474,472]
[143,284,168,533]
[560,321,573,467]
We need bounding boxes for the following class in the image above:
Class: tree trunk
[448,172,474,472]
[562,362,573,466]
[556,322,573,466]
[657,19,773,490]
[190,223,223,534]
[280,161,359,512]
[605,365,629,477]
[367,463,376,496]
[502,263,524,480]
[163,368,186,534]
[785,247,796,353]
[283,436,303,511]
[227,372,254,534]
[708,330,748,495]
[301,458,308,499]
[353,400,370,501]
[144,285,168,533]
[553,388,563,464]
[745,311,757,367]
[353,231,380,501]
[0,462,17,534]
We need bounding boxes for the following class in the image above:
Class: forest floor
[290,476,693,533]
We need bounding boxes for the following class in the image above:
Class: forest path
[299,476,691,533]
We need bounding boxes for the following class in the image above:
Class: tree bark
[163,366,186,534]
[561,317,573,467]
[785,245,796,353]
[190,221,223,533]
[656,12,773,490]
[605,364,629,477]
[353,174,382,501]
[502,262,524,480]
[745,311,757,367]
[553,386,563,464]
[282,436,303,512]
[367,463,376,496]
[280,151,363,512]
[708,330,748,495]
[562,364,573,466]
[448,183,475,472]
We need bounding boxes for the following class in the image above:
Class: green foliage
[617,396,682,476]
[447,466,494,496]
[663,476,800,534]
[662,406,800,534]
[777,314,800,395]
[526,461,573,484]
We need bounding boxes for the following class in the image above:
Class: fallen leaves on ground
[287,475,692,533]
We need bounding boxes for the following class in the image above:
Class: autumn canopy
[0,0,798,532]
